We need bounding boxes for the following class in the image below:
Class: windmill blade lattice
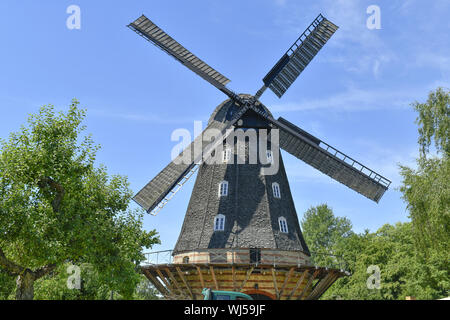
[250,110,391,202]
[128,15,240,101]
[133,103,251,214]
[256,14,338,99]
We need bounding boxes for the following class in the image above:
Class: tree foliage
[30,264,159,300]
[301,204,353,268]
[301,206,449,300]
[399,87,449,255]
[0,100,159,299]
[400,158,449,253]
[323,222,447,300]
[412,87,449,157]
[300,88,450,300]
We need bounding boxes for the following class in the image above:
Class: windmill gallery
[126,12,391,300]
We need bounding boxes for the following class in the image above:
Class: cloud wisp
[270,80,449,113]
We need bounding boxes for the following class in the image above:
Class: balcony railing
[141,249,349,272]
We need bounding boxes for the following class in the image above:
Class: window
[266,150,273,164]
[214,214,225,231]
[250,248,261,264]
[272,182,281,198]
[219,181,228,197]
[223,148,231,163]
[182,256,189,263]
[279,217,288,233]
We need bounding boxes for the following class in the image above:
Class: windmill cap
[208,94,273,125]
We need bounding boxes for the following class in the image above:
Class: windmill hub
[208,94,272,130]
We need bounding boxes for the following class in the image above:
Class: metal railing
[142,250,174,265]
[141,249,349,272]
[319,141,391,188]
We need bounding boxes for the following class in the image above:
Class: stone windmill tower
[128,13,391,300]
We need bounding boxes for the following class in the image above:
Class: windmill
[128,13,391,300]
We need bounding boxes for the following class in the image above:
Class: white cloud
[271,85,412,113]
[414,50,450,77]
[271,80,448,113]
[373,59,381,78]
[351,139,419,188]
[274,0,287,7]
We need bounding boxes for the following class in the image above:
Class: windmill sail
[249,106,390,202]
[257,14,338,98]
[133,104,250,214]
[130,13,391,213]
[274,117,390,202]
[128,15,237,99]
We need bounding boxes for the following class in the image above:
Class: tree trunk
[15,269,35,300]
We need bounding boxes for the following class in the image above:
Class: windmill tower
[128,13,391,300]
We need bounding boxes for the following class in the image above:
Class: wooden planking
[298,269,320,300]
[232,266,236,291]
[165,267,184,297]
[175,267,194,299]
[239,266,254,291]
[308,271,338,300]
[196,266,205,288]
[210,266,219,290]
[144,270,170,298]
[155,268,174,294]
[271,268,280,299]
[143,264,345,300]
[287,270,309,300]
[279,267,295,299]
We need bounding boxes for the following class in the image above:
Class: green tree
[0,269,15,299]
[301,204,448,300]
[133,275,161,300]
[323,222,447,300]
[30,264,160,300]
[33,263,111,300]
[412,87,449,157]
[0,100,159,299]
[400,158,449,253]
[397,87,449,299]
[301,204,353,268]
[399,87,449,260]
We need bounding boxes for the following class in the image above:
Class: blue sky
[1,1,449,252]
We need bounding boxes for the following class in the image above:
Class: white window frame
[278,217,288,233]
[272,182,281,199]
[223,148,231,163]
[266,150,273,164]
[214,214,225,231]
[219,180,228,197]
